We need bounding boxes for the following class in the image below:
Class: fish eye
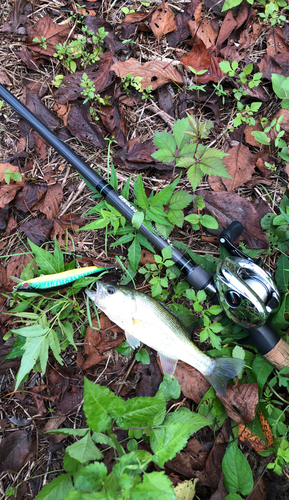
[106,286,115,295]
[23,283,30,289]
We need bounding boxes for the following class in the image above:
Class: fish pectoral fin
[158,352,178,376]
[125,332,141,349]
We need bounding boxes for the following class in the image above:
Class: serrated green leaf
[200,214,218,229]
[186,164,203,191]
[222,440,253,495]
[232,346,245,360]
[252,354,274,386]
[198,149,230,178]
[59,321,77,349]
[152,422,193,467]
[150,178,179,207]
[34,474,72,500]
[130,471,176,500]
[169,191,194,210]
[116,397,166,429]
[146,207,172,226]
[15,334,48,389]
[168,209,184,227]
[66,432,103,463]
[153,131,176,154]
[83,378,125,433]
[39,334,49,374]
[225,495,243,500]
[151,148,176,163]
[135,233,155,253]
[276,253,289,291]
[74,462,107,492]
[121,176,131,200]
[48,428,89,436]
[173,118,191,149]
[128,238,141,272]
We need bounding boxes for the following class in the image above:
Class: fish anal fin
[158,352,178,376]
[125,332,140,349]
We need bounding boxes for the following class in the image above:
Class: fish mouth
[85,281,107,308]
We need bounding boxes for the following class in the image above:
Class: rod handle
[263,338,289,370]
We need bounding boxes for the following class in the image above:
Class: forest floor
[0,0,289,499]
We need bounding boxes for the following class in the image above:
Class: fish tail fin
[205,357,245,398]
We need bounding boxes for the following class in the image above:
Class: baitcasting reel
[214,221,280,329]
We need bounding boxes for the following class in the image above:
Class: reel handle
[264,338,289,370]
[220,221,244,242]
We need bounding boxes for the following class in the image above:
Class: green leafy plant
[184,288,223,349]
[272,73,289,110]
[4,169,22,184]
[3,241,104,389]
[32,36,47,49]
[222,439,254,495]
[259,1,288,25]
[233,101,262,127]
[51,74,64,88]
[121,6,135,14]
[80,72,111,104]
[213,82,229,104]
[188,66,207,97]
[152,116,230,191]
[54,26,108,72]
[222,0,253,11]
[138,246,180,299]
[121,73,153,100]
[260,439,289,475]
[184,195,219,233]
[81,169,193,274]
[251,114,289,162]
[31,377,209,500]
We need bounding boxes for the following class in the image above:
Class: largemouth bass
[86,282,244,397]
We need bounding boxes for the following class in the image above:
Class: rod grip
[220,221,243,242]
[263,338,289,370]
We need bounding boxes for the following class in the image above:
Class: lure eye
[23,283,30,289]
[106,286,115,295]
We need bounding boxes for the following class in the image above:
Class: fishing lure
[13,266,115,293]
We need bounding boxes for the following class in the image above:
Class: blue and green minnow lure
[13,266,115,293]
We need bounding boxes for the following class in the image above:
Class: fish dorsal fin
[125,331,141,349]
[158,352,178,376]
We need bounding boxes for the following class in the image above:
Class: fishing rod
[1,83,289,370]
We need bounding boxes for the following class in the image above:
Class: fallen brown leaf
[53,103,70,127]
[0,431,36,473]
[67,102,105,149]
[198,190,269,249]
[37,183,63,219]
[21,218,54,246]
[267,26,289,57]
[218,383,259,424]
[221,144,255,191]
[149,0,177,40]
[111,58,183,90]
[84,16,126,54]
[47,363,83,414]
[0,181,24,209]
[179,38,212,72]
[0,70,11,85]
[22,86,59,130]
[26,15,71,57]
[99,104,127,148]
[140,249,156,265]
[82,314,124,371]
[1,0,32,34]
[172,360,210,404]
[136,350,163,397]
[188,18,217,49]
[167,438,209,477]
[4,214,17,236]
[216,10,237,49]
